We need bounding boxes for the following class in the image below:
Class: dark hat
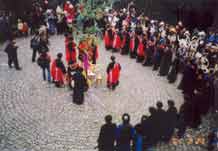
[57,53,63,58]
[111,55,115,61]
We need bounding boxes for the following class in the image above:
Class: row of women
[103,6,218,128]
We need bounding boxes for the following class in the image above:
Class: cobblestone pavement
[0,35,208,151]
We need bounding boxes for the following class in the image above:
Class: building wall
[117,0,217,30]
[0,0,6,11]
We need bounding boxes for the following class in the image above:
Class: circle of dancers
[2,1,218,150]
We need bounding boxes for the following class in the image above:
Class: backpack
[37,55,50,68]
[30,37,39,49]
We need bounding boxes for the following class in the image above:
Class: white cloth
[18,23,23,31]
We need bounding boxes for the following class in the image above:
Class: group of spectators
[0,0,89,42]
[97,101,180,151]
[2,0,93,104]
[102,1,218,129]
[97,1,218,151]
[0,12,13,42]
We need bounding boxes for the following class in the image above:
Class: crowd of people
[0,12,13,42]
[1,0,218,150]
[97,101,179,151]
[97,1,218,150]
[102,1,218,128]
[2,0,89,104]
[3,0,122,103]
[0,0,94,42]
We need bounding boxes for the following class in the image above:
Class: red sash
[159,44,165,49]
[65,39,77,63]
[107,63,121,84]
[64,3,70,12]
[51,60,64,83]
[104,31,110,47]
[121,35,126,48]
[130,38,135,52]
[113,34,122,49]
[137,39,145,57]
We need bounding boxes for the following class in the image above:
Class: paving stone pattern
[0,35,208,151]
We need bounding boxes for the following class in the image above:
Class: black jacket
[98,123,117,150]
[5,43,18,58]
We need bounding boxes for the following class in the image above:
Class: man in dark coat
[190,70,207,128]
[179,60,197,97]
[31,31,40,62]
[155,102,167,141]
[164,100,178,142]
[177,98,192,138]
[152,39,165,71]
[38,37,49,54]
[116,113,134,151]
[159,45,173,76]
[167,56,180,83]
[72,67,87,105]
[145,107,159,147]
[97,115,117,151]
[4,39,22,70]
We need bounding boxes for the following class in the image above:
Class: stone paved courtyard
[0,35,209,151]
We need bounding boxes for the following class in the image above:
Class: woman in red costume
[51,53,67,87]
[78,39,88,61]
[104,26,114,50]
[136,35,145,63]
[65,35,77,64]
[89,43,99,64]
[129,32,139,58]
[64,1,71,12]
[106,56,121,90]
[112,30,122,52]
[121,29,130,55]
